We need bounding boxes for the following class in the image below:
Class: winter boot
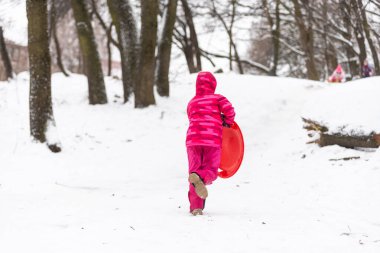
[191,209,203,216]
[188,173,208,199]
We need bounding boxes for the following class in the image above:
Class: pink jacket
[186,72,235,147]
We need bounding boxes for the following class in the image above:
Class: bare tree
[135,0,158,108]
[262,0,280,76]
[338,0,360,78]
[291,0,319,80]
[173,0,202,73]
[27,0,61,153]
[90,0,120,76]
[357,0,379,74]
[107,0,138,103]
[0,26,13,79]
[50,0,69,76]
[155,0,178,97]
[314,0,338,78]
[70,0,107,105]
[210,0,244,74]
[350,0,368,72]
[207,1,272,75]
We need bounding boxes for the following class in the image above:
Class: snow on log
[302,118,380,149]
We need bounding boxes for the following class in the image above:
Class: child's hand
[223,122,231,128]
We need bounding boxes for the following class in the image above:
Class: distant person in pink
[328,64,345,83]
[186,71,235,216]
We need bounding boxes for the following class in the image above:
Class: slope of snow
[303,77,380,135]
[1,73,380,253]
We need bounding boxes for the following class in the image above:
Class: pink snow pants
[187,145,222,211]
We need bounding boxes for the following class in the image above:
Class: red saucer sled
[218,121,244,178]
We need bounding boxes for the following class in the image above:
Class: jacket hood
[196,71,217,95]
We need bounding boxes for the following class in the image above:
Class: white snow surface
[303,77,380,135]
[1,73,380,253]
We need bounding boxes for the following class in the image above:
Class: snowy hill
[1,73,380,253]
[303,77,380,135]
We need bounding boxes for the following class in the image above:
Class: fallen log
[302,118,380,149]
[320,133,380,148]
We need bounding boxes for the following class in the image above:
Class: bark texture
[0,26,13,79]
[350,0,367,71]
[135,0,158,108]
[155,0,178,97]
[339,0,359,77]
[71,0,107,105]
[27,0,61,152]
[107,0,138,102]
[50,0,69,77]
[319,133,380,149]
[262,0,280,76]
[291,0,319,80]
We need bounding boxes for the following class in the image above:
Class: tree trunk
[107,24,112,76]
[51,0,69,77]
[90,0,120,77]
[0,27,13,79]
[322,0,338,78]
[350,0,367,72]
[107,0,138,103]
[155,0,178,97]
[263,0,280,76]
[135,0,158,108]
[292,0,319,80]
[339,0,359,77]
[319,133,380,148]
[182,32,197,73]
[230,0,244,74]
[27,0,61,152]
[181,0,202,72]
[272,0,281,76]
[71,0,107,105]
[357,0,380,75]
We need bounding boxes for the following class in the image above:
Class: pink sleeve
[218,96,235,125]
[187,102,191,121]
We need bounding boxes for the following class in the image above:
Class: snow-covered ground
[1,73,380,253]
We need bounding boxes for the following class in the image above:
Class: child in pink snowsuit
[186,71,235,215]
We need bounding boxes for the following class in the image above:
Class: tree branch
[200,48,270,73]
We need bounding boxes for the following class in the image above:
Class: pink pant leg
[187,146,222,211]
[188,184,205,211]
